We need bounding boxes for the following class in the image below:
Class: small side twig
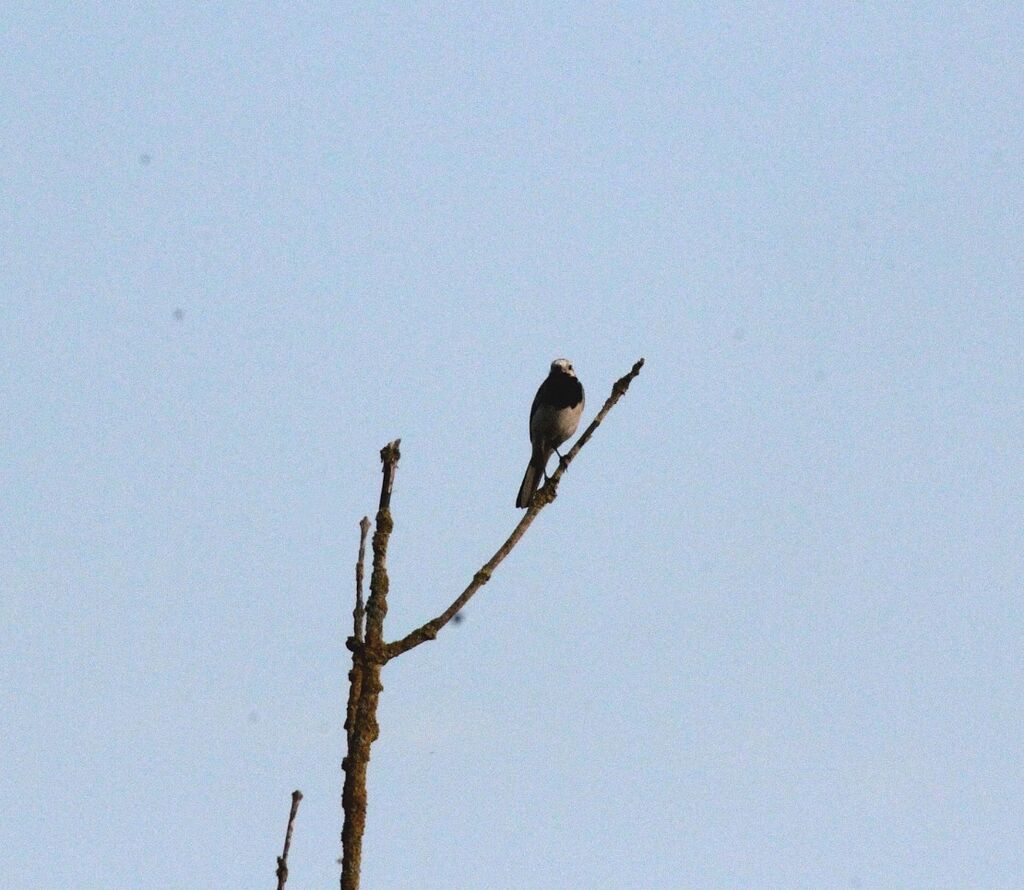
[353,517,370,643]
[345,517,371,749]
[275,790,303,890]
[384,357,644,660]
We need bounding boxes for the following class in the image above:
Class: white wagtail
[516,359,585,508]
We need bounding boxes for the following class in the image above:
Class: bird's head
[550,358,576,377]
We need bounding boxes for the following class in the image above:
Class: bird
[516,359,585,508]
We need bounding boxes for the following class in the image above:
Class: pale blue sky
[2,4,1023,888]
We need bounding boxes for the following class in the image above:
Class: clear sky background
[2,4,1022,888]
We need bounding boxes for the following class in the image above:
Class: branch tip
[377,440,401,512]
[275,789,303,890]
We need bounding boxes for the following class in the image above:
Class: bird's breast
[530,401,583,448]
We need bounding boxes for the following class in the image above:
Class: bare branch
[341,440,401,890]
[275,790,303,890]
[384,357,644,660]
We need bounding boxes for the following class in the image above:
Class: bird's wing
[529,384,544,424]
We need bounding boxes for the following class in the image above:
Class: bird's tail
[516,450,546,508]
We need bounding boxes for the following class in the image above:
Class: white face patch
[551,358,575,376]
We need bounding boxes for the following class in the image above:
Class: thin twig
[345,517,372,749]
[384,357,644,660]
[354,517,370,643]
[275,790,303,890]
